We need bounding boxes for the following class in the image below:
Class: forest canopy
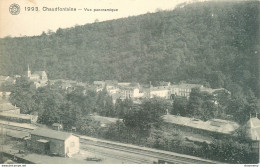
[0,1,259,97]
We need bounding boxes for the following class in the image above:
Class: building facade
[170,84,203,98]
[28,128,80,157]
[26,65,48,88]
[150,86,170,99]
[242,117,260,163]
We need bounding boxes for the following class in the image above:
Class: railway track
[81,145,153,164]
[0,121,221,164]
[80,137,220,164]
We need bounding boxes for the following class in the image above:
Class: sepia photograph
[0,0,260,165]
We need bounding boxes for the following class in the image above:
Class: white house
[93,81,105,92]
[26,65,48,88]
[119,83,144,99]
[28,128,80,157]
[170,84,203,98]
[150,86,170,99]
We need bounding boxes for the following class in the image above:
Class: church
[26,65,48,88]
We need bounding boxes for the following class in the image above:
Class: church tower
[27,64,31,77]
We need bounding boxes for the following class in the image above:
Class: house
[159,81,171,86]
[200,87,231,95]
[150,86,170,99]
[118,82,132,86]
[163,114,239,138]
[52,123,63,131]
[0,76,16,86]
[142,87,151,98]
[170,84,203,98]
[0,92,11,100]
[26,65,48,88]
[105,80,118,85]
[0,76,9,85]
[119,83,144,99]
[107,86,120,95]
[241,117,260,163]
[60,82,73,90]
[91,115,122,127]
[49,79,87,93]
[105,80,119,95]
[243,117,260,141]
[28,128,80,157]
[93,81,105,92]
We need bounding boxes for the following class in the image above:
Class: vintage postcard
[0,0,260,166]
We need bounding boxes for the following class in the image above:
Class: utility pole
[0,124,4,160]
[256,3,260,99]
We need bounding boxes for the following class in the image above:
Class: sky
[0,0,204,38]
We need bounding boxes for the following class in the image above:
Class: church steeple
[27,64,31,77]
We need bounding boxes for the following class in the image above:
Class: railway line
[1,120,221,164]
[81,145,153,164]
[79,136,220,164]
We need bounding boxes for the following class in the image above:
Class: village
[0,66,260,164]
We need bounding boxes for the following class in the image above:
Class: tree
[56,28,63,37]
[0,2,258,98]
[186,88,217,121]
[171,96,188,116]
[9,77,37,114]
[187,88,203,118]
[41,31,47,36]
[123,98,167,143]
[114,98,133,118]
[226,97,248,124]
[37,87,65,125]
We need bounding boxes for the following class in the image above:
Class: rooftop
[163,114,239,134]
[0,92,11,96]
[171,84,203,89]
[33,71,47,76]
[0,75,9,80]
[93,81,105,85]
[31,128,74,140]
[118,82,131,86]
[150,86,170,91]
[0,76,14,83]
[91,115,122,125]
[200,87,230,94]
[159,81,171,86]
[105,80,118,85]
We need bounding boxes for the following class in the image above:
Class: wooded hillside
[0,1,259,97]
